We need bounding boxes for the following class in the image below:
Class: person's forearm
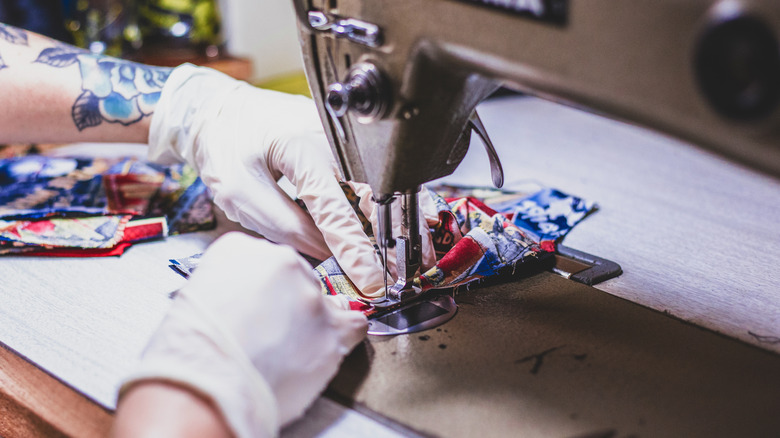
[0,23,170,144]
[112,382,233,438]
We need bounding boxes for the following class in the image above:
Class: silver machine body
[291,0,780,308]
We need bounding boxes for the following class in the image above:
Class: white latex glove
[148,64,403,297]
[120,232,367,438]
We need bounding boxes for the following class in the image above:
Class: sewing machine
[291,0,780,332]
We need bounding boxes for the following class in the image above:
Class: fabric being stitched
[314,184,596,315]
[419,196,544,290]
[426,184,596,250]
[168,184,596,316]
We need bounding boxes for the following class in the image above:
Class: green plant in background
[64,0,223,58]
[65,0,142,58]
[137,0,223,49]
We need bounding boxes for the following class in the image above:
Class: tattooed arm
[0,23,170,144]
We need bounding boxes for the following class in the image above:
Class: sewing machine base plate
[329,272,780,437]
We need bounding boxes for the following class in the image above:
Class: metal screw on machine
[307,10,381,47]
[326,63,390,123]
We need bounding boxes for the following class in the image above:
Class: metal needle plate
[367,294,457,336]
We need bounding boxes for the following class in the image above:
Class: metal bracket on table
[554,245,623,286]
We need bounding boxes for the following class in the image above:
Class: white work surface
[1,95,779,434]
[444,95,780,354]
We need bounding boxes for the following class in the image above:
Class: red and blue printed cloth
[0,155,215,256]
[166,183,595,315]
[318,184,596,315]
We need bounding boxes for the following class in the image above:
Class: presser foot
[366,292,457,336]
[359,274,421,309]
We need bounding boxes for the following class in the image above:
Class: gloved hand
[120,232,367,438]
[147,64,436,298]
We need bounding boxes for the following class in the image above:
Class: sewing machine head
[291,0,780,312]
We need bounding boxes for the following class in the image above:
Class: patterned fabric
[418,196,544,290]
[0,156,114,219]
[314,184,595,315]
[0,215,131,249]
[503,188,596,252]
[0,216,168,256]
[0,155,214,256]
[168,184,596,316]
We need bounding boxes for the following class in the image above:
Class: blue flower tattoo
[34,45,172,131]
[0,23,29,70]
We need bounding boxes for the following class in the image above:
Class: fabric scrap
[0,156,215,231]
[16,242,133,257]
[0,215,130,248]
[168,253,203,278]
[0,155,213,257]
[0,215,167,256]
[0,156,112,219]
[505,188,596,251]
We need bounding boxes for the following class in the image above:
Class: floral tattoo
[34,44,172,131]
[0,23,30,69]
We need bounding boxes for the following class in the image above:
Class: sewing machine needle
[382,239,389,296]
[377,200,393,298]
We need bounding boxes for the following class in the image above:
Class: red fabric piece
[20,242,133,257]
[434,236,485,275]
[348,301,372,312]
[446,196,500,217]
[23,220,56,234]
[419,236,485,291]
[321,273,371,311]
[323,275,336,295]
[431,210,463,257]
[12,217,166,257]
[123,218,167,242]
[102,173,164,215]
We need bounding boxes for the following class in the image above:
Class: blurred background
[0,0,305,88]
